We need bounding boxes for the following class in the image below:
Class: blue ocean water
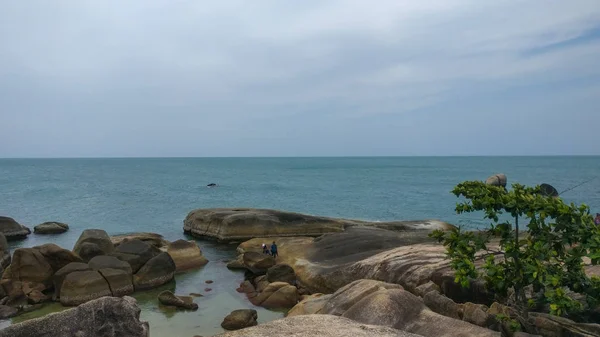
[1,156,599,336]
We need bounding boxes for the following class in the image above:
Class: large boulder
[33,243,83,272]
[88,255,133,275]
[243,251,275,274]
[167,239,208,272]
[0,216,30,241]
[251,281,299,309]
[215,315,421,337]
[184,208,452,243]
[0,233,10,270]
[111,232,169,249]
[98,268,134,297]
[423,290,461,319]
[2,248,54,285]
[485,174,507,188]
[73,229,114,258]
[0,296,149,337]
[287,293,331,317]
[76,242,105,262]
[528,312,600,337]
[53,262,92,299]
[157,290,198,310]
[33,222,69,234]
[60,270,111,306]
[112,239,160,273]
[266,264,296,284]
[133,252,176,290]
[289,279,500,337]
[221,309,258,330]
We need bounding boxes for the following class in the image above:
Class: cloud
[0,0,599,157]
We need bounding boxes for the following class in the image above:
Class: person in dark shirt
[270,241,278,258]
[262,243,270,255]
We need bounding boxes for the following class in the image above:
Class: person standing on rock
[262,243,270,255]
[270,241,278,258]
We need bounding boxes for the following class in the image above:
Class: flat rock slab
[33,222,69,235]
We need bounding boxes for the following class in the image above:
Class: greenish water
[1,157,599,335]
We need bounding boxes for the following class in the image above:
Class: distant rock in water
[34,222,69,235]
[183,208,454,243]
[485,173,507,187]
[207,183,217,187]
[0,296,149,337]
[0,216,31,241]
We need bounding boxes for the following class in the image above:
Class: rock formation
[0,216,31,241]
[167,239,208,272]
[33,222,69,234]
[158,290,198,310]
[221,309,258,330]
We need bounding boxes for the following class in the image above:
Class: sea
[1,156,599,336]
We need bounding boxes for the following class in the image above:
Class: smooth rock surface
[33,243,83,272]
[0,296,149,337]
[73,229,114,258]
[76,242,105,262]
[2,248,54,285]
[33,222,69,234]
[111,232,169,249]
[114,239,160,273]
[266,264,296,284]
[215,315,422,337]
[133,252,176,290]
[221,309,258,330]
[60,270,111,306]
[485,173,507,187]
[167,239,208,272]
[0,216,30,241]
[88,255,133,274]
[252,282,299,309]
[158,290,198,310]
[98,268,134,297]
[0,233,10,270]
[53,262,92,299]
[242,251,276,274]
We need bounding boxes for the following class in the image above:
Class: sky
[1,0,599,158]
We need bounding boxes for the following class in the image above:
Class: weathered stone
[133,252,176,290]
[53,262,92,299]
[254,275,270,293]
[243,251,275,274]
[111,232,169,249]
[73,229,114,257]
[76,242,105,262]
[98,268,134,297]
[266,264,296,284]
[226,256,245,269]
[88,255,133,275]
[415,281,441,297]
[236,280,256,295]
[0,216,30,241]
[33,243,83,272]
[485,173,507,187]
[33,222,69,234]
[221,309,258,330]
[2,248,54,285]
[167,239,208,272]
[528,312,600,337]
[423,290,460,319]
[0,296,149,337]
[462,302,496,328]
[114,239,160,273]
[215,315,421,337]
[60,270,111,306]
[287,293,331,316]
[0,233,10,270]
[0,304,18,319]
[27,289,49,304]
[253,282,298,309]
[158,290,198,310]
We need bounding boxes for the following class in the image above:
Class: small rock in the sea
[189,293,203,297]
[205,280,213,284]
[205,288,212,292]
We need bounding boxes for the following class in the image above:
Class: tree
[430,181,600,321]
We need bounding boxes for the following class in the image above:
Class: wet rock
[2,248,54,285]
[243,251,275,274]
[133,252,176,290]
[33,222,69,235]
[167,239,208,272]
[76,242,105,262]
[485,174,507,188]
[114,239,160,273]
[0,296,149,337]
[0,216,30,241]
[33,243,83,272]
[60,270,111,306]
[215,315,421,337]
[0,304,18,319]
[205,280,213,284]
[158,290,198,310]
[266,264,296,284]
[73,229,114,258]
[53,262,92,299]
[423,290,460,319]
[221,309,258,330]
[88,255,133,275]
[98,268,134,297]
[111,232,169,249]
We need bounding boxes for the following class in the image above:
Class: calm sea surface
[1,156,599,336]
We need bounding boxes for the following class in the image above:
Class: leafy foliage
[430,181,600,319]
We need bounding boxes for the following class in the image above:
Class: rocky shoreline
[2,208,600,336]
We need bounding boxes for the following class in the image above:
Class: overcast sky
[1,1,599,157]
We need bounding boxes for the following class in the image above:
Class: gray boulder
[88,255,133,275]
[221,309,258,330]
[2,248,54,285]
[423,290,461,319]
[485,174,507,187]
[133,252,176,290]
[266,264,296,284]
[76,242,105,262]
[60,270,111,306]
[243,251,275,274]
[53,262,92,299]
[73,229,114,258]
[33,243,83,273]
[0,216,30,241]
[114,239,160,272]
[0,296,149,337]
[215,315,421,337]
[33,222,69,235]
[167,239,208,272]
[98,268,134,297]
[157,290,198,310]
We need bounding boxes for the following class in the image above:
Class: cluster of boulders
[1,217,69,240]
[0,228,208,319]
